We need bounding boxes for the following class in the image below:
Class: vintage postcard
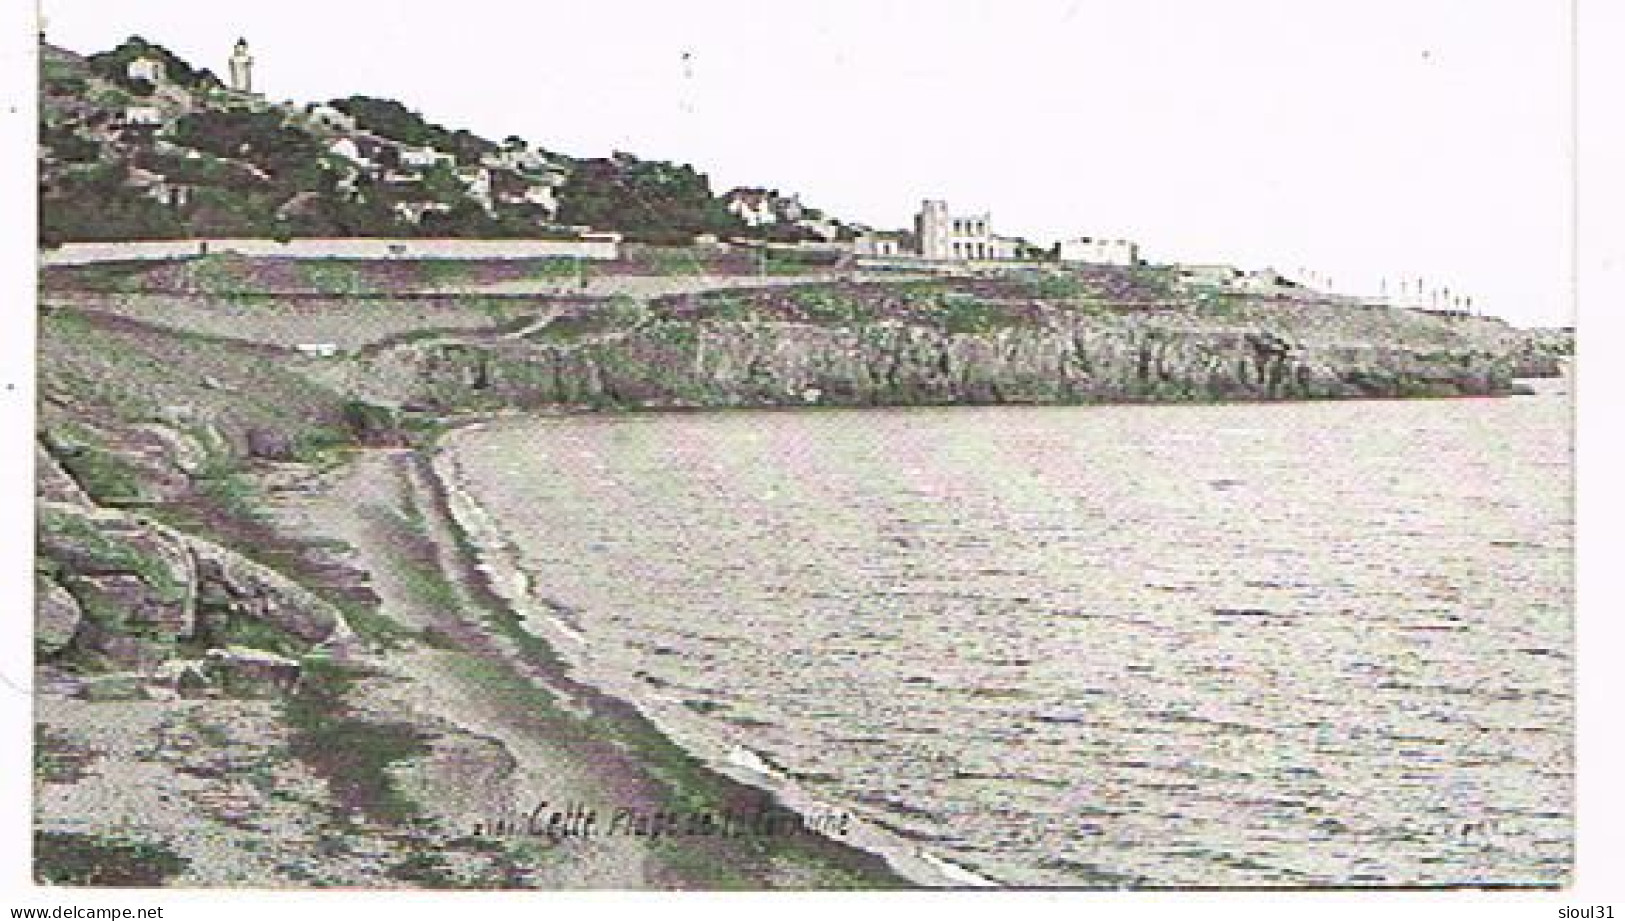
[20,0,1588,902]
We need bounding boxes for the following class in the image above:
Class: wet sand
[275,441,923,888]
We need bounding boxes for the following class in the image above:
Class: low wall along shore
[39,236,623,266]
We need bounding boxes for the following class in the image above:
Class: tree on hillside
[279,187,401,237]
[328,96,441,147]
[417,200,504,237]
[40,124,100,164]
[39,165,186,245]
[444,128,497,164]
[556,155,740,236]
[172,111,327,186]
[87,36,220,91]
[325,96,498,163]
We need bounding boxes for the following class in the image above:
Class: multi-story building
[914,199,1020,261]
[456,166,494,212]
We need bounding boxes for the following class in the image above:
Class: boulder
[41,422,194,505]
[245,427,298,461]
[76,673,152,702]
[69,573,195,666]
[131,422,213,476]
[36,444,92,507]
[35,575,82,656]
[201,646,302,697]
[38,505,197,669]
[183,535,357,652]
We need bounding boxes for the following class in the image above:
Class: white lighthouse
[229,38,254,93]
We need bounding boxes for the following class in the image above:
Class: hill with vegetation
[39,36,838,245]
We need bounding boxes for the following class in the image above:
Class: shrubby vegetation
[41,37,837,245]
[39,165,186,244]
[172,110,329,183]
[327,95,499,164]
[557,154,742,237]
[86,36,221,91]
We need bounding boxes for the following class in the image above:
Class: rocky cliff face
[349,286,1557,412]
[36,416,361,699]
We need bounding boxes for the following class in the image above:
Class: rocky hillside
[336,274,1566,412]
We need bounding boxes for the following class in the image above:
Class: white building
[520,183,557,211]
[915,199,1020,261]
[393,200,453,224]
[123,105,165,128]
[1177,264,1243,287]
[328,137,370,166]
[228,38,254,94]
[1058,237,1139,266]
[127,168,193,207]
[457,166,494,211]
[726,189,779,227]
[796,216,840,242]
[854,231,907,257]
[482,146,550,172]
[127,56,165,84]
[307,103,357,132]
[401,146,455,169]
[1231,268,1296,294]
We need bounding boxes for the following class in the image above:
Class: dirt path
[432,270,929,299]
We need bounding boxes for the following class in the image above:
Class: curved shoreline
[421,417,998,889]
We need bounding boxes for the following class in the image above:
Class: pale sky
[37,0,1572,326]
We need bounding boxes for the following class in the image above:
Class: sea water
[443,384,1571,887]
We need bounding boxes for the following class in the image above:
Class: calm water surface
[445,387,1571,887]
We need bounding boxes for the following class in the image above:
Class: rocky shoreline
[33,263,1572,887]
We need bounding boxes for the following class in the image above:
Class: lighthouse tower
[229,38,254,93]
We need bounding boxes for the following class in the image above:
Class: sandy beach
[261,437,922,887]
